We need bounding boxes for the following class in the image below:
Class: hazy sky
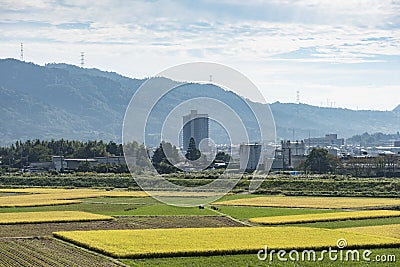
[1,0,399,110]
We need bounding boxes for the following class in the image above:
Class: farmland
[0,197,218,216]
[0,216,243,238]
[0,186,400,266]
[0,237,121,267]
[3,174,400,197]
[341,224,400,239]
[249,210,400,225]
[54,227,400,258]
[122,248,400,267]
[214,195,400,209]
[0,188,147,207]
[213,205,337,220]
[0,211,113,224]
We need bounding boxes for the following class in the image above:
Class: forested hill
[0,58,399,145]
[0,59,143,145]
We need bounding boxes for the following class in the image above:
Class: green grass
[291,217,400,229]
[213,193,262,202]
[215,206,338,220]
[82,197,157,204]
[0,202,131,215]
[0,197,216,216]
[126,204,216,216]
[121,247,399,266]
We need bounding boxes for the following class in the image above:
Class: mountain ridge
[0,58,398,146]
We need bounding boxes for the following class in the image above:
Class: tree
[136,143,151,169]
[214,152,231,163]
[151,142,179,174]
[161,141,179,163]
[152,143,167,165]
[106,141,119,155]
[77,161,92,172]
[303,148,338,174]
[185,138,201,161]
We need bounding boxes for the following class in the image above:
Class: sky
[1,0,399,111]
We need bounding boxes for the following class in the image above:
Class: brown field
[0,216,245,238]
[0,237,122,267]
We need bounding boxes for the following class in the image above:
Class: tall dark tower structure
[182,110,209,151]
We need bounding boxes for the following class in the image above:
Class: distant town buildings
[270,134,347,170]
[304,134,344,147]
[182,110,209,151]
[14,130,400,175]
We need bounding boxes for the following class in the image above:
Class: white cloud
[0,0,399,110]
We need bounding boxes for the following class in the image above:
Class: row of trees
[340,155,400,177]
[151,138,231,174]
[0,138,230,174]
[75,162,129,173]
[3,139,396,176]
[301,148,400,177]
[0,139,123,168]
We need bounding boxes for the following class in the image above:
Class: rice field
[0,188,147,207]
[214,196,400,209]
[0,211,113,224]
[340,224,400,239]
[54,226,400,258]
[249,210,400,225]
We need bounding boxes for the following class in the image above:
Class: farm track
[0,237,123,267]
[0,215,245,237]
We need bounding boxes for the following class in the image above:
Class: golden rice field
[0,188,97,194]
[340,224,400,239]
[249,210,400,225]
[0,188,147,207]
[214,196,400,209]
[0,211,113,224]
[53,227,400,258]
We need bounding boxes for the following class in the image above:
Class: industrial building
[51,156,129,171]
[304,134,344,147]
[271,140,306,170]
[239,143,262,171]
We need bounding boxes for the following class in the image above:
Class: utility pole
[80,52,85,68]
[20,43,24,61]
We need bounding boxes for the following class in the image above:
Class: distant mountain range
[0,58,399,146]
